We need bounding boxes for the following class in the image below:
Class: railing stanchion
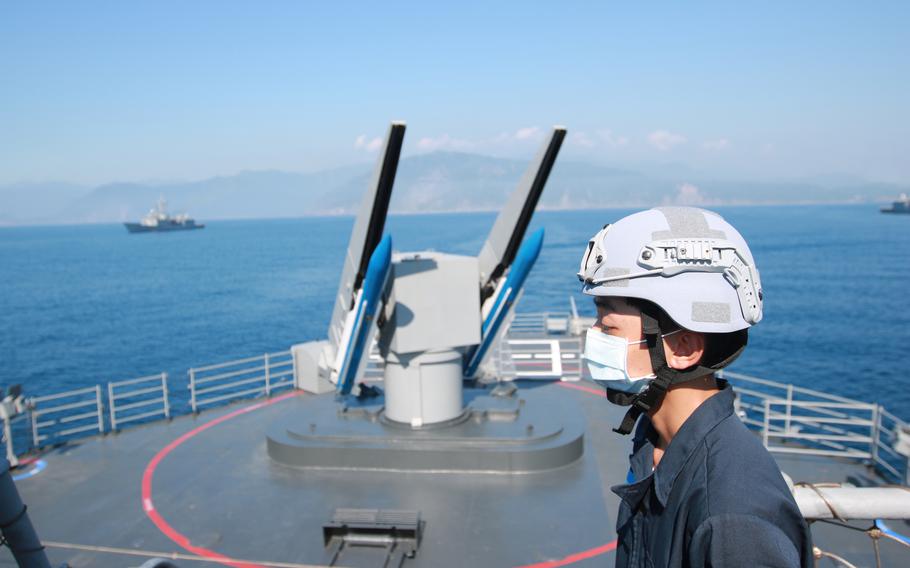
[870,404,880,466]
[763,399,771,448]
[189,368,197,413]
[497,342,504,377]
[162,372,170,419]
[108,382,117,431]
[292,349,299,389]
[30,409,39,448]
[95,385,104,434]
[264,353,271,398]
[785,384,793,434]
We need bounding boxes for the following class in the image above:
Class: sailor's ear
[663,331,705,370]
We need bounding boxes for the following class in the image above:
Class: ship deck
[4,378,907,568]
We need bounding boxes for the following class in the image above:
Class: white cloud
[570,132,596,148]
[354,134,383,152]
[514,126,541,140]
[415,136,444,151]
[412,126,544,154]
[666,182,707,206]
[569,129,629,150]
[703,138,730,151]
[415,134,474,152]
[597,129,629,148]
[648,130,687,151]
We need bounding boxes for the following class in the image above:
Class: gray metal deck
[3,382,626,568]
[4,379,907,568]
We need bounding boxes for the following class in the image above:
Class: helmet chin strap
[610,305,721,435]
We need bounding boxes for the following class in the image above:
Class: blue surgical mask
[583,328,655,394]
[584,328,683,393]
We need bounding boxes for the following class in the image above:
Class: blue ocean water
[1,204,909,419]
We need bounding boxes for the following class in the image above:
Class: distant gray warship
[881,193,910,214]
[124,197,204,233]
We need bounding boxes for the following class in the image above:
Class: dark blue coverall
[611,384,814,567]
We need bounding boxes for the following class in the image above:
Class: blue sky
[1,1,907,185]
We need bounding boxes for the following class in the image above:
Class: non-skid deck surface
[3,382,627,567]
[3,382,905,567]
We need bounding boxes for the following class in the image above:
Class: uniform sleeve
[689,513,803,568]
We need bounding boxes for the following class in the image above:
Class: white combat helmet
[578,207,763,333]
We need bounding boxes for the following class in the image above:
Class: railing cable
[41,540,331,568]
[811,518,910,568]
[794,482,846,522]
[812,546,859,568]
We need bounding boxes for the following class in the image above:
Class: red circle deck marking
[557,381,606,397]
[142,384,617,567]
[517,540,619,568]
[142,391,300,568]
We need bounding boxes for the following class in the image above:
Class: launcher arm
[476,126,565,312]
[326,123,405,365]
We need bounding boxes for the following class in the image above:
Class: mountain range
[1,152,906,226]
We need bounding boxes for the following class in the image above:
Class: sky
[1,1,908,186]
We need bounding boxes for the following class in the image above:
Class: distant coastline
[2,152,906,227]
[0,201,899,230]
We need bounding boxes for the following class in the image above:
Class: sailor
[578,207,813,567]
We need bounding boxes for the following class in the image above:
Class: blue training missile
[464,227,545,377]
[336,234,393,396]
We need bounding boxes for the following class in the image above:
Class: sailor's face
[592,297,654,378]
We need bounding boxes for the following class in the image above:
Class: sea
[1,204,909,420]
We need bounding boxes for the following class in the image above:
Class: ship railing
[873,407,909,484]
[30,386,104,447]
[508,312,572,336]
[18,351,295,453]
[365,350,385,381]
[188,350,294,413]
[108,372,170,431]
[487,310,583,381]
[495,337,583,381]
[568,296,597,335]
[722,370,910,484]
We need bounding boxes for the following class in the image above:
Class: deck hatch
[323,508,422,567]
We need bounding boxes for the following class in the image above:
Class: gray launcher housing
[378,252,481,426]
[380,252,481,356]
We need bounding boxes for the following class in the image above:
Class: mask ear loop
[613,309,671,434]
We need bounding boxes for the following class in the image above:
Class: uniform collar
[612,383,735,509]
[652,383,735,506]
[610,418,658,510]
